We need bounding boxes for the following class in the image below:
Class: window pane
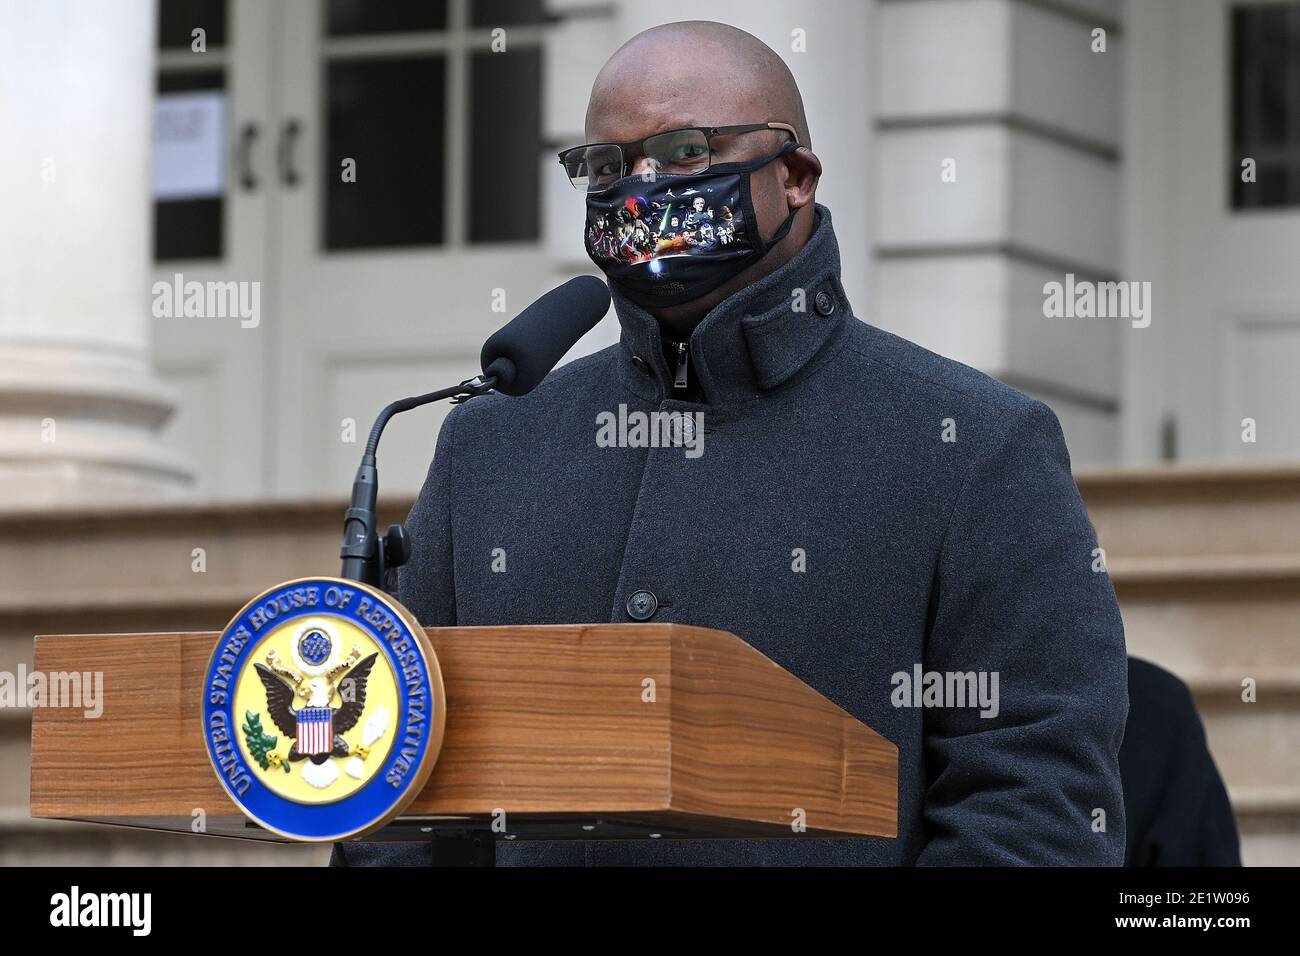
[470,0,545,27]
[1231,4,1300,209]
[468,49,541,242]
[327,0,447,36]
[325,57,446,250]
[158,0,227,50]
[154,70,225,261]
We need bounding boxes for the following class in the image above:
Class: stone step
[1198,703,1300,804]
[1109,553,1300,586]
[1239,817,1300,867]
[0,498,410,622]
[1078,464,1300,560]
[0,813,329,866]
[1110,555,1300,686]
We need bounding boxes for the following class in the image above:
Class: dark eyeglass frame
[557,122,799,193]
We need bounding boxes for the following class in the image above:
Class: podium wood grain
[30,624,897,842]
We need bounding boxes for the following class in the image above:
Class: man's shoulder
[839,319,1052,427]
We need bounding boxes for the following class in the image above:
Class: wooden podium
[30,623,897,844]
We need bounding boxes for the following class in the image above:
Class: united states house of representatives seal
[202,577,445,841]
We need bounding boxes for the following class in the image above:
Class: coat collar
[613,204,851,406]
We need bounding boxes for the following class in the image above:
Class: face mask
[583,142,800,308]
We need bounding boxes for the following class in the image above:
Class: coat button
[626,589,658,621]
[814,290,836,316]
[631,355,652,376]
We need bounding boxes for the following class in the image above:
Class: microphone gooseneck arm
[339,274,609,590]
[339,375,497,587]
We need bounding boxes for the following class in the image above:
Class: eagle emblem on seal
[252,624,388,790]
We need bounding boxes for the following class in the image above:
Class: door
[1125,0,1300,463]
[274,0,554,497]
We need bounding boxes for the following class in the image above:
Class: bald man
[334,21,1128,867]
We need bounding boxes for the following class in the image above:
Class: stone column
[0,0,190,507]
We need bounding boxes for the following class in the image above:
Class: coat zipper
[673,341,689,391]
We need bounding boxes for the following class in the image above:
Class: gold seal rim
[201,575,447,843]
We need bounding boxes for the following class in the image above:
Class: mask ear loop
[762,203,800,252]
[758,141,804,251]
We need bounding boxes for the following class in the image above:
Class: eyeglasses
[558,123,798,194]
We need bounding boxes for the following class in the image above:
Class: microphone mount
[339,375,497,589]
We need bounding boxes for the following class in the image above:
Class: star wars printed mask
[583,142,800,308]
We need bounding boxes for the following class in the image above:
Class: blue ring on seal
[201,579,434,841]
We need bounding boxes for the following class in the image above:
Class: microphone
[481,275,610,396]
[339,276,610,587]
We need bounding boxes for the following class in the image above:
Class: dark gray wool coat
[334,205,1128,866]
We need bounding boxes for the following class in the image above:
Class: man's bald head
[586,21,810,149]
[583,20,822,332]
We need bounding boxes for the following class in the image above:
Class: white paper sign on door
[153,91,227,200]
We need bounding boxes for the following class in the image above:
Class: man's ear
[783,147,822,209]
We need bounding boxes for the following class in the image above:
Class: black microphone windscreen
[480,276,611,396]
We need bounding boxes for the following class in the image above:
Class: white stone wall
[874,0,1124,463]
